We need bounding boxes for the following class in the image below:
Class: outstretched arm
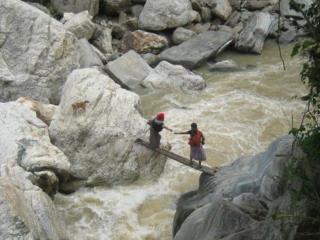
[164,126,173,132]
[174,130,190,134]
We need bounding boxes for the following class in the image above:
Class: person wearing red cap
[147,112,172,148]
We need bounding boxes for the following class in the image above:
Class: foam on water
[54,42,306,239]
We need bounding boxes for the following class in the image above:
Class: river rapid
[54,41,306,240]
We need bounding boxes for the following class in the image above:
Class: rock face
[0,102,71,239]
[142,61,207,91]
[235,12,274,54]
[49,68,167,186]
[121,30,168,54]
[159,30,233,69]
[172,27,197,45]
[280,0,313,18]
[64,11,96,40]
[106,50,153,89]
[173,136,301,240]
[51,0,100,17]
[0,0,79,104]
[77,39,103,68]
[139,0,199,30]
[16,97,57,126]
[0,102,70,176]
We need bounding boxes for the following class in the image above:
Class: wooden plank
[135,138,218,175]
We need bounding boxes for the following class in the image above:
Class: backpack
[189,130,203,147]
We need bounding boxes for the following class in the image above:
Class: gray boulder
[0,102,70,176]
[64,11,96,40]
[92,26,114,54]
[211,0,233,20]
[51,0,99,17]
[0,0,79,104]
[245,0,278,10]
[173,136,299,239]
[78,39,103,68]
[235,12,274,54]
[49,68,167,186]
[159,30,233,69]
[280,0,313,18]
[208,60,242,71]
[172,27,197,45]
[121,30,168,54]
[279,29,297,43]
[139,0,199,31]
[142,61,206,91]
[106,50,153,89]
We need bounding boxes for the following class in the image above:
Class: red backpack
[189,130,203,147]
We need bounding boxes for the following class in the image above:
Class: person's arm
[201,133,205,145]
[164,125,173,132]
[174,130,190,134]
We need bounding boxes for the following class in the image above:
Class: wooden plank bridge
[135,138,218,176]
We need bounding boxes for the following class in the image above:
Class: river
[54,41,306,240]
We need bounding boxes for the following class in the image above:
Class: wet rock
[159,30,233,69]
[279,29,297,43]
[51,0,99,17]
[226,11,241,27]
[92,26,113,54]
[235,12,274,54]
[208,60,256,71]
[121,30,168,54]
[280,0,313,18]
[174,197,257,240]
[187,22,211,33]
[16,97,57,126]
[0,0,79,104]
[78,39,103,68]
[173,136,297,238]
[0,172,68,240]
[211,0,232,21]
[106,50,153,89]
[142,61,206,91]
[64,11,96,40]
[172,27,197,45]
[101,0,131,16]
[138,0,199,31]
[141,53,159,67]
[49,68,167,186]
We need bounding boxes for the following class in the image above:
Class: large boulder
[51,0,99,17]
[280,0,313,18]
[235,12,274,54]
[77,39,103,68]
[63,11,96,40]
[0,101,72,239]
[16,97,57,126]
[0,0,79,104]
[106,50,153,89]
[172,27,197,45]
[142,61,207,91]
[173,136,300,239]
[49,68,167,186]
[244,0,278,10]
[211,0,232,21]
[0,102,70,177]
[159,30,233,69]
[138,0,199,31]
[121,30,168,54]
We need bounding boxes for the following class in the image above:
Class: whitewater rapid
[54,41,306,240]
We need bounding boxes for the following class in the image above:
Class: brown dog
[72,100,89,113]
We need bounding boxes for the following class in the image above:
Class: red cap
[156,112,165,121]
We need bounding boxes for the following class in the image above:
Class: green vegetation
[278,1,320,238]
